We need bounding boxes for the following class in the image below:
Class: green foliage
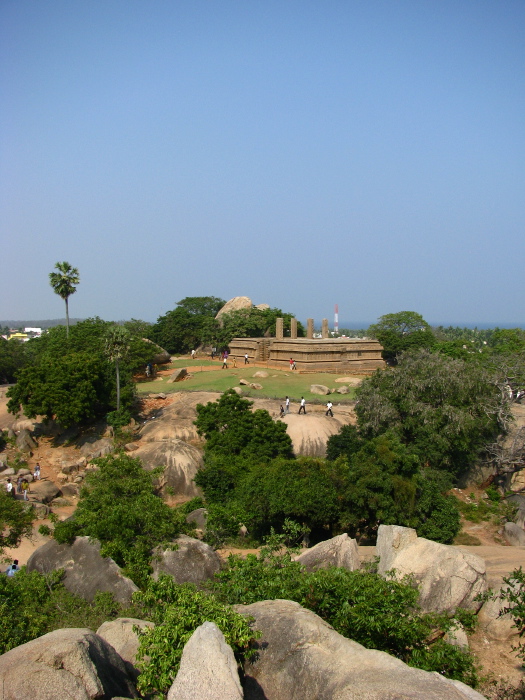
[214,306,304,347]
[0,568,128,654]
[195,389,294,461]
[355,349,503,475]
[175,296,226,316]
[326,424,364,462]
[0,338,27,383]
[211,546,478,686]
[62,453,182,587]
[7,318,152,427]
[368,311,435,361]
[0,491,34,555]
[106,408,131,429]
[49,261,80,337]
[495,567,525,664]
[133,575,258,698]
[455,494,513,525]
[149,298,224,354]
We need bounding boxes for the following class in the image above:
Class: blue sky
[1,1,524,327]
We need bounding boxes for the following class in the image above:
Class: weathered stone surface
[253,371,269,378]
[96,618,154,673]
[478,585,518,641]
[186,507,207,531]
[294,534,360,573]
[26,537,139,604]
[79,437,114,460]
[444,624,469,649]
[61,482,81,497]
[139,399,204,442]
[232,386,243,395]
[152,535,221,585]
[16,428,37,452]
[504,522,525,546]
[250,383,263,390]
[133,440,203,498]
[166,368,188,383]
[215,296,252,319]
[377,525,487,613]
[142,337,171,365]
[237,599,485,700]
[167,622,243,700]
[239,378,250,386]
[254,303,270,311]
[310,384,331,395]
[0,627,138,699]
[508,494,525,529]
[30,480,61,504]
[336,385,350,394]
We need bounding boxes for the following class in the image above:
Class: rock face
[376,525,487,613]
[26,537,139,604]
[282,412,354,457]
[141,337,171,365]
[294,534,360,572]
[237,599,485,700]
[186,507,208,531]
[478,586,518,641]
[310,384,331,395]
[0,627,138,699]
[215,296,253,319]
[30,480,62,503]
[80,437,114,460]
[167,622,243,700]
[96,618,154,674]
[133,440,203,498]
[166,368,188,383]
[139,401,201,443]
[504,522,525,546]
[16,428,37,452]
[152,535,221,585]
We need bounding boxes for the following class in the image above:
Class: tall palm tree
[105,326,130,411]
[49,261,80,338]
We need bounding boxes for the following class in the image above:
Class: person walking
[222,355,228,369]
[16,474,23,494]
[285,396,290,414]
[21,479,29,501]
[232,356,237,368]
[279,404,285,418]
[298,397,306,414]
[33,463,41,480]
[6,478,15,498]
[244,353,249,365]
[325,401,333,417]
[191,349,196,359]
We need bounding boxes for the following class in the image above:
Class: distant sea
[334,321,525,330]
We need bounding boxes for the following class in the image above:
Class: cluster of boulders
[1,524,499,699]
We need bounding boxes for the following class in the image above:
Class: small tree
[104,326,130,411]
[0,491,34,556]
[48,262,80,338]
[368,311,434,362]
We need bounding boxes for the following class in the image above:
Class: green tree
[0,491,34,556]
[355,349,504,476]
[368,311,435,362]
[48,261,80,338]
[175,296,225,316]
[104,326,130,411]
[0,338,27,383]
[56,453,183,587]
[215,307,304,347]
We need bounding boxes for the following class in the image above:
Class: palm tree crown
[49,261,80,338]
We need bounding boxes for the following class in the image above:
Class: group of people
[4,559,19,577]
[279,397,333,417]
[4,462,41,501]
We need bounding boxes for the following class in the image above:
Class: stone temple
[228,317,385,374]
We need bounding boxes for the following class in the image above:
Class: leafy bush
[106,409,131,429]
[210,543,478,685]
[133,575,258,698]
[0,490,34,555]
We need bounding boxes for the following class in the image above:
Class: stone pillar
[276,317,284,340]
[307,318,314,339]
[290,318,297,339]
[322,318,329,339]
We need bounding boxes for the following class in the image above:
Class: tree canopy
[368,311,435,362]
[48,261,80,338]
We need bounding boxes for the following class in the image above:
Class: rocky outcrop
[16,428,37,453]
[282,412,354,457]
[186,507,207,531]
[167,622,243,700]
[141,337,171,365]
[139,401,201,442]
[0,628,138,699]
[30,480,61,504]
[237,599,485,700]
[166,368,188,383]
[376,525,487,613]
[152,535,221,586]
[310,384,331,395]
[96,618,154,675]
[215,296,253,319]
[79,437,114,460]
[477,586,518,641]
[294,534,360,572]
[26,537,139,604]
[133,440,203,498]
[504,522,525,546]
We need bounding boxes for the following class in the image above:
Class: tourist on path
[191,349,196,359]
[21,479,29,501]
[5,478,15,498]
[222,355,228,369]
[298,397,306,414]
[279,404,285,418]
[285,396,290,414]
[244,353,249,364]
[33,463,41,480]
[326,401,333,417]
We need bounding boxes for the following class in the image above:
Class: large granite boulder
[30,480,61,504]
[282,412,354,457]
[16,428,37,453]
[96,618,154,675]
[166,368,188,383]
[139,402,200,442]
[133,440,203,498]
[294,534,360,572]
[167,622,243,700]
[310,384,331,396]
[477,586,518,641]
[26,537,138,604]
[141,337,171,365]
[237,599,486,700]
[0,628,138,699]
[80,437,114,460]
[152,535,221,585]
[508,494,525,529]
[215,296,253,319]
[504,522,525,546]
[376,525,487,613]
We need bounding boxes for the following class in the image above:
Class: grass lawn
[137,362,360,403]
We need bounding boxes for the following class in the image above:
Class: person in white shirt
[326,401,333,417]
[298,397,306,414]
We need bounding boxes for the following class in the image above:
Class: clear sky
[1,1,524,327]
